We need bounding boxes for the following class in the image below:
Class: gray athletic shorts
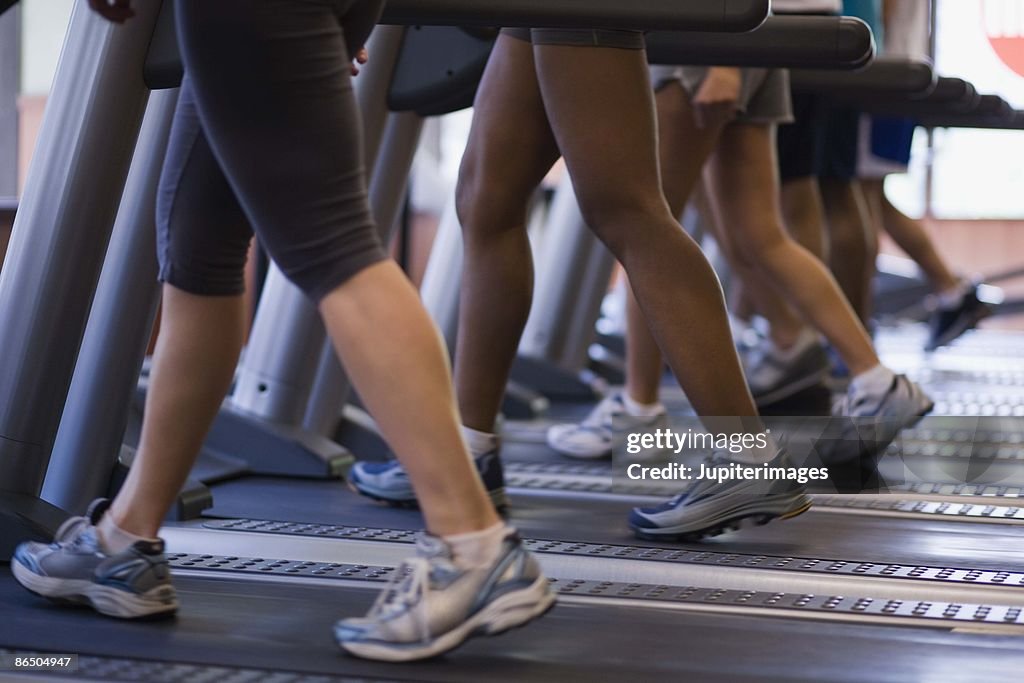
[650,66,794,125]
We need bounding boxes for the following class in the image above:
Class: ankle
[850,363,895,396]
[97,511,159,555]
[442,521,509,570]
[623,392,664,417]
[462,425,499,457]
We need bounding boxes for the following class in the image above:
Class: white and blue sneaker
[349,450,507,509]
[629,449,812,541]
[335,529,555,662]
[11,499,178,619]
[546,392,668,460]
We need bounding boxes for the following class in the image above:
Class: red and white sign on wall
[984,0,1024,77]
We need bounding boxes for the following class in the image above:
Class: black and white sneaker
[335,529,555,661]
[11,499,178,619]
[926,286,992,352]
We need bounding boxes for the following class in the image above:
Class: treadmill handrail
[919,108,1024,130]
[857,77,980,117]
[646,16,874,69]
[144,0,771,90]
[379,0,769,32]
[791,56,936,97]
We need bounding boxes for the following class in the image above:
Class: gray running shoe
[818,374,934,467]
[746,340,830,406]
[629,450,811,541]
[335,528,555,662]
[547,392,668,460]
[11,499,178,619]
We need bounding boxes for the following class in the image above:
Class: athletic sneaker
[820,374,934,465]
[546,392,668,460]
[628,449,811,541]
[744,339,830,406]
[349,450,506,509]
[335,529,555,662]
[11,499,178,619]
[926,286,992,352]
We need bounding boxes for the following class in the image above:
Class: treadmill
[2,1,1024,681]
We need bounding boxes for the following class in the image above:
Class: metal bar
[420,194,462,355]
[0,0,162,496]
[379,0,769,32]
[42,89,180,515]
[230,27,406,425]
[0,3,18,197]
[647,16,874,69]
[302,111,425,436]
[791,57,936,96]
[519,174,615,373]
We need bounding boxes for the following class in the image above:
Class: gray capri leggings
[157,0,388,303]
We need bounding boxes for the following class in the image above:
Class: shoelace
[665,451,731,505]
[368,558,433,644]
[52,515,91,549]
[580,396,624,432]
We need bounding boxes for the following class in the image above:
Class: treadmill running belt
[205,477,1024,572]
[2,569,1023,683]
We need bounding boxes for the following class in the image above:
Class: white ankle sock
[729,433,781,465]
[97,513,157,555]
[622,394,665,418]
[851,364,896,397]
[462,426,499,458]
[443,522,508,570]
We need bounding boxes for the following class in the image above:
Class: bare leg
[780,177,828,261]
[705,187,809,352]
[704,123,878,376]
[321,261,500,535]
[820,178,873,322]
[455,35,561,432]
[109,287,247,538]
[866,179,959,292]
[532,45,759,425]
[624,82,726,406]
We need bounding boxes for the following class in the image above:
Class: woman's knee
[455,157,531,240]
[733,221,794,271]
[576,190,669,257]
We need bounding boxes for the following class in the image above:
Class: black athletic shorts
[776,91,860,182]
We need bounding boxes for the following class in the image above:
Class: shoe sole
[12,561,178,620]
[348,478,509,512]
[631,493,813,542]
[753,367,830,407]
[546,426,612,461]
[925,305,993,352]
[338,575,556,662]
